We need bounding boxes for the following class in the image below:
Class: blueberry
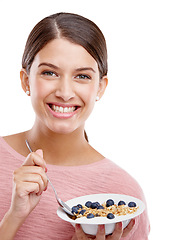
[97,205,104,209]
[107,213,115,219]
[71,206,79,214]
[91,202,100,209]
[85,201,92,208]
[118,201,126,206]
[77,204,83,209]
[128,202,136,207]
[79,209,86,215]
[87,213,95,219]
[106,199,115,207]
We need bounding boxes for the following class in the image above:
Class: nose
[55,77,75,101]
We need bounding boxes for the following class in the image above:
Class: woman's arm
[0,210,24,240]
[0,149,48,239]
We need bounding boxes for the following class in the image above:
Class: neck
[25,122,90,165]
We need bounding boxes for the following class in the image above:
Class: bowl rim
[57,193,145,225]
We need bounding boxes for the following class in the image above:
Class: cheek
[30,79,53,113]
[78,83,98,108]
[30,79,51,100]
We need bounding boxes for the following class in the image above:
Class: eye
[75,74,91,80]
[41,71,57,77]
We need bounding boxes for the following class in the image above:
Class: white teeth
[59,107,63,113]
[64,107,68,113]
[51,105,76,113]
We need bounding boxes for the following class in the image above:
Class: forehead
[32,38,98,71]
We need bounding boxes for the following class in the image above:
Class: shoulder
[98,159,146,201]
[0,132,28,161]
[101,159,150,236]
[1,132,29,156]
[2,132,25,145]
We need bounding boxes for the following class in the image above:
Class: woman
[0,13,150,239]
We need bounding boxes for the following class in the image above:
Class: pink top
[0,137,150,239]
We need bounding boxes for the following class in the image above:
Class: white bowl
[57,193,145,236]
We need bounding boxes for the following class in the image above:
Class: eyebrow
[38,62,96,73]
[75,67,96,73]
[38,62,59,70]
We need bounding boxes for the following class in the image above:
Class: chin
[47,123,77,136]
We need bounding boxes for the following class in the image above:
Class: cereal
[72,199,139,219]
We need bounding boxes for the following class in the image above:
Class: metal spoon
[25,139,74,216]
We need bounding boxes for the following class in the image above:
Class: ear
[20,68,30,95]
[97,75,108,100]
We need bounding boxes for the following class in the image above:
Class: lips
[49,104,76,113]
[47,103,80,119]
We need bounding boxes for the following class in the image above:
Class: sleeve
[126,210,150,240]
[105,161,151,239]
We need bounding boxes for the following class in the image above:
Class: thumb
[36,149,43,158]
[35,149,47,172]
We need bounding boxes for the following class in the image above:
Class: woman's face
[21,38,107,135]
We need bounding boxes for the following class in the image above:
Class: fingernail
[116,222,123,229]
[118,222,122,229]
[75,224,81,229]
[37,191,43,196]
[45,167,48,173]
[44,186,47,191]
[99,224,105,232]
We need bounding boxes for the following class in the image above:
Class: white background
[0,0,174,239]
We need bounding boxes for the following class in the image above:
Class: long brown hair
[22,12,108,141]
[22,12,108,77]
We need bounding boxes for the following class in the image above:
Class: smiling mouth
[48,104,79,113]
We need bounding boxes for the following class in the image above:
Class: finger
[109,222,123,239]
[15,181,40,197]
[122,219,135,238]
[96,225,105,240]
[23,150,47,172]
[15,166,48,186]
[71,235,78,240]
[36,149,43,158]
[75,224,87,239]
[14,166,48,194]
[23,173,46,195]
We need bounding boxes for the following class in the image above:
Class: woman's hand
[9,149,48,220]
[72,218,135,240]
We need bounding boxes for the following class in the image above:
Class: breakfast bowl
[57,193,145,236]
